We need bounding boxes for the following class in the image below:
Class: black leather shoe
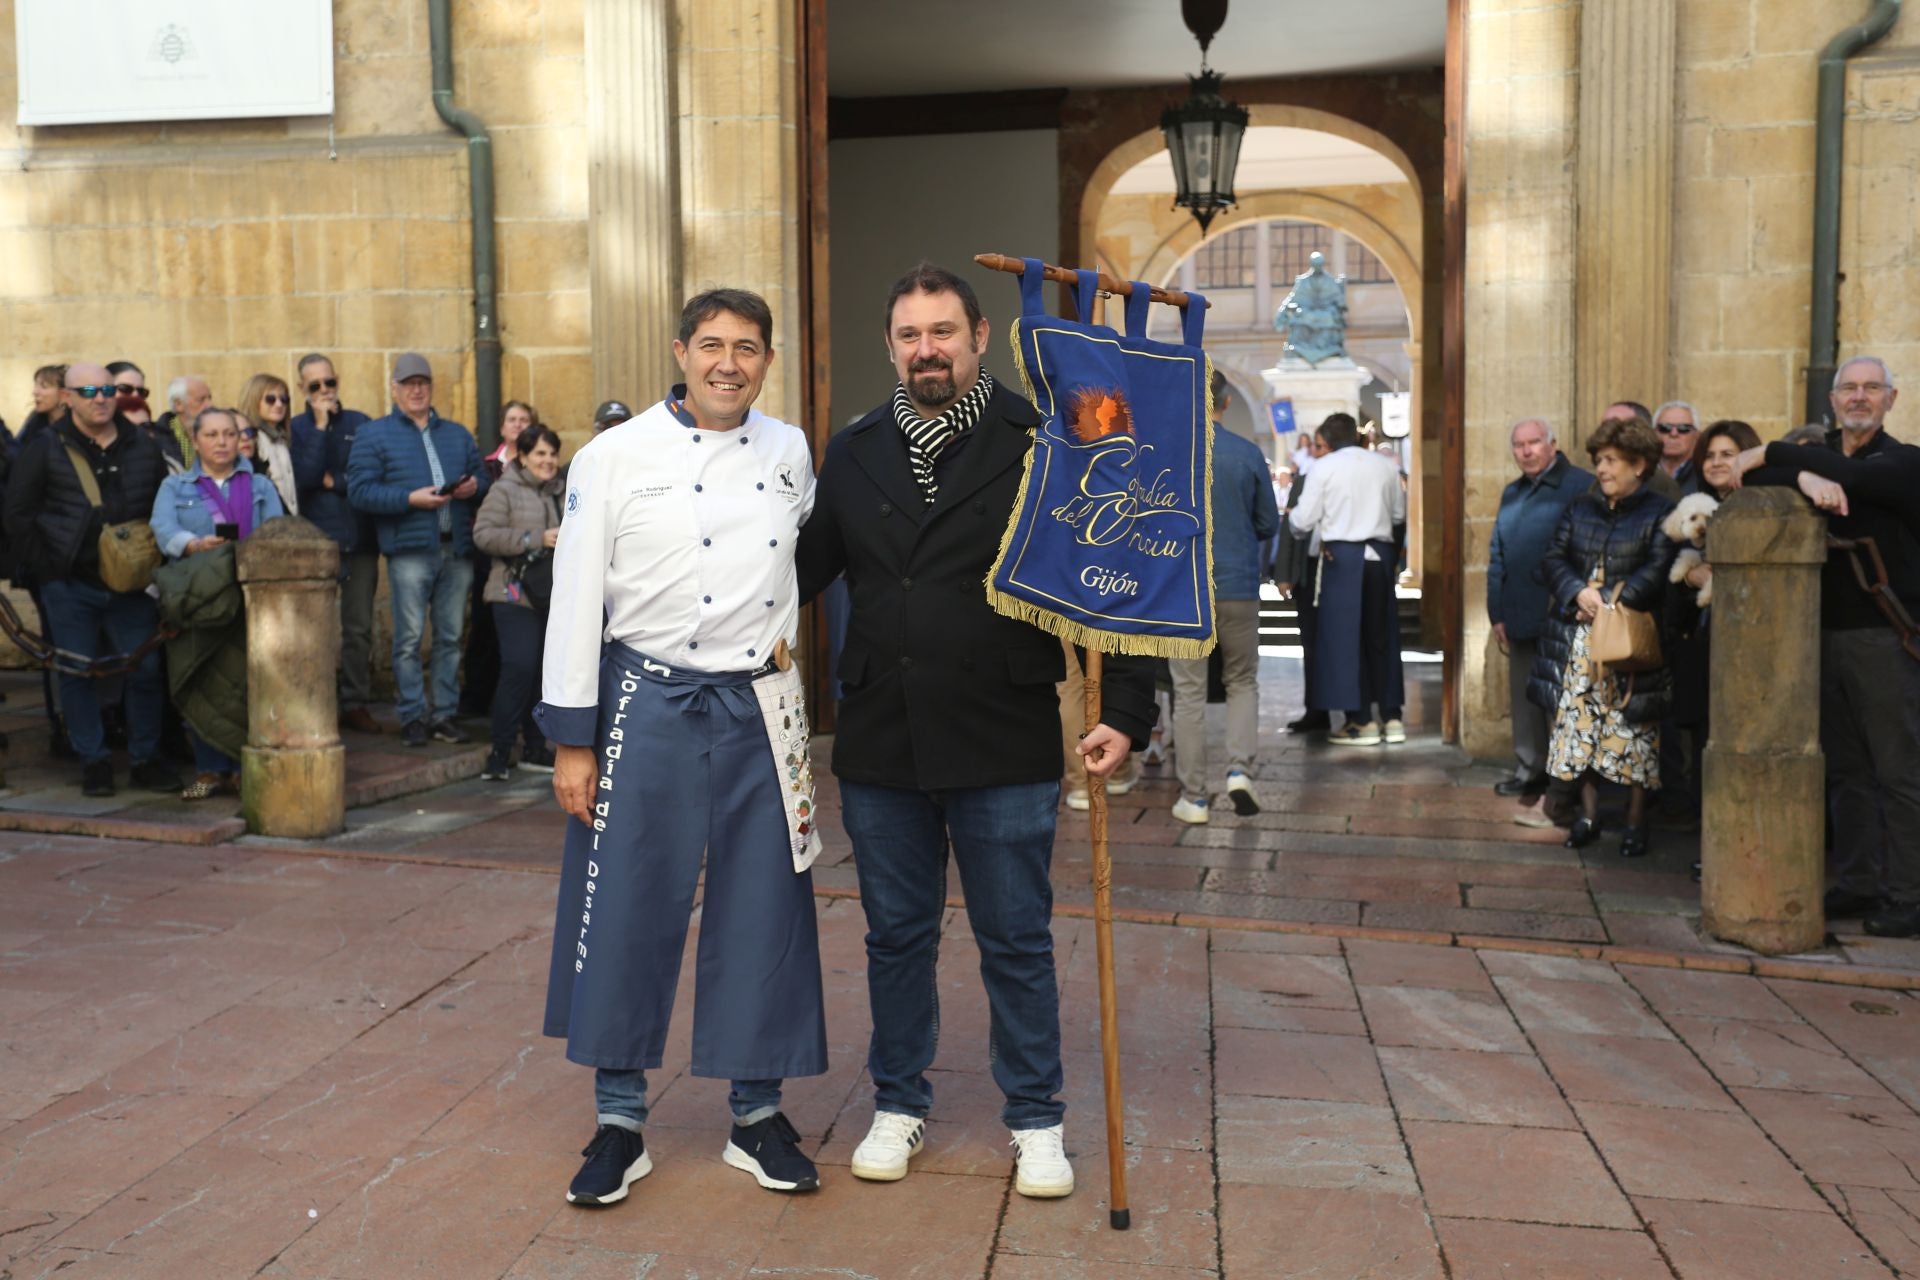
[1617,826,1651,859]
[1286,712,1332,734]
[1564,816,1600,849]
[1495,777,1541,797]
[1863,904,1920,939]
[1824,887,1881,920]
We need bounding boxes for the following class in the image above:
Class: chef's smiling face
[673,310,773,430]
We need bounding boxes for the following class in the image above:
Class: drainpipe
[428,0,502,450]
[1805,0,1900,426]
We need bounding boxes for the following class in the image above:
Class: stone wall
[1460,0,1920,761]
[0,0,592,438]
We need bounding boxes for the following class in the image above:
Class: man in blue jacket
[345,353,489,747]
[289,352,381,735]
[1487,417,1591,803]
[1169,372,1280,823]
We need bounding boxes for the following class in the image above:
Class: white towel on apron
[752,664,821,873]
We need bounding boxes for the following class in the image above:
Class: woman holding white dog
[1529,414,1679,858]
[1666,421,1762,732]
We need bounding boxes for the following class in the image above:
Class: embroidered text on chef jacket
[539,397,816,743]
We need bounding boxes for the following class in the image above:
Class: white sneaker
[1065,789,1090,811]
[1010,1124,1074,1198]
[1105,772,1139,797]
[1142,739,1168,766]
[1225,770,1260,816]
[1171,796,1210,825]
[1383,719,1407,744]
[1328,721,1382,747]
[850,1111,925,1182]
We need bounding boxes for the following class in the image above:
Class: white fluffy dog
[1664,491,1720,608]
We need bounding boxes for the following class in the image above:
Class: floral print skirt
[1546,622,1661,789]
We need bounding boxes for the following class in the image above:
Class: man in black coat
[797,263,1154,1200]
[2,362,177,797]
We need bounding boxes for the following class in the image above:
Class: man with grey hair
[1653,400,1701,488]
[1487,417,1591,804]
[1739,355,1919,935]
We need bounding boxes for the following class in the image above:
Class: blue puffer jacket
[290,406,373,553]
[344,409,490,557]
[1488,452,1594,642]
[1526,484,1678,724]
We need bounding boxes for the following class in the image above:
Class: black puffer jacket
[2,417,168,590]
[1527,485,1677,724]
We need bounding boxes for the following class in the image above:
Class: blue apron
[1309,540,1406,715]
[542,640,828,1078]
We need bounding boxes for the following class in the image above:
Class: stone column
[586,0,680,409]
[1699,488,1826,954]
[237,518,345,838]
[1573,0,1677,438]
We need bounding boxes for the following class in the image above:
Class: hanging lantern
[1159,0,1247,235]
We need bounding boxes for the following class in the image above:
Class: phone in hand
[437,472,472,497]
[214,522,240,541]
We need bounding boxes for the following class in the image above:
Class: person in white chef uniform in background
[533,288,829,1209]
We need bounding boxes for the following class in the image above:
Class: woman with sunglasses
[237,374,300,515]
[107,360,185,473]
[151,407,286,799]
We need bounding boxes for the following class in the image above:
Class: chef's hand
[553,745,597,822]
[1077,723,1133,779]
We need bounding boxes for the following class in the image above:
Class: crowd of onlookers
[1484,357,1920,936]
[0,352,640,800]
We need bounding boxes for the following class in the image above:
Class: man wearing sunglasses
[1653,400,1701,491]
[1,363,177,797]
[288,353,381,735]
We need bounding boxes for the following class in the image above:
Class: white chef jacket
[1288,443,1406,544]
[539,396,816,744]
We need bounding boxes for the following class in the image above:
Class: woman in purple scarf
[151,407,286,797]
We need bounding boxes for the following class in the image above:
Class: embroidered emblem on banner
[986,259,1217,660]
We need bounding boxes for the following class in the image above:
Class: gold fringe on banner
[982,320,1219,662]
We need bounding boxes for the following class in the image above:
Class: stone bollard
[236,517,345,837]
[1699,487,1826,954]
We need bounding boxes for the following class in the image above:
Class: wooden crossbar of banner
[973,251,1208,1231]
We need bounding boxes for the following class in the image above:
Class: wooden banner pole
[972,251,1211,1232]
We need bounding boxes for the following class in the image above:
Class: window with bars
[1190,225,1258,289]
[1345,240,1394,284]
[1180,219,1400,290]
[1269,222,1328,284]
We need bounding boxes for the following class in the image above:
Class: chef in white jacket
[535,289,827,1208]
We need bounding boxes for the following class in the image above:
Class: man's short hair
[1509,416,1554,444]
[1606,399,1652,421]
[1653,399,1698,426]
[297,352,333,376]
[166,376,189,407]
[105,360,143,379]
[1588,413,1662,475]
[884,261,984,337]
[1834,356,1895,390]
[678,288,774,348]
[1319,412,1360,450]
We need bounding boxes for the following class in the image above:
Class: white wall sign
[16,0,334,126]
[1379,391,1412,440]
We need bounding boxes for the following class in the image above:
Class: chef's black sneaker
[566,1124,651,1206]
[722,1112,819,1192]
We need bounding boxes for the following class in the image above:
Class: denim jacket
[150,459,286,559]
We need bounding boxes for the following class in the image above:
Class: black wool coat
[797,382,1157,791]
[1527,484,1678,725]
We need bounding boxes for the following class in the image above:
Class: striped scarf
[892,372,995,503]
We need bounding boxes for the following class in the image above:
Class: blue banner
[1269,398,1296,435]
[986,259,1216,659]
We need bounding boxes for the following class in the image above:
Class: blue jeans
[593,1069,782,1130]
[38,578,165,766]
[386,549,474,726]
[840,779,1064,1130]
[190,731,235,775]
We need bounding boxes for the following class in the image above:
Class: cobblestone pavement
[5,657,1919,1277]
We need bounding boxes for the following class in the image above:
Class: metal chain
[0,590,177,679]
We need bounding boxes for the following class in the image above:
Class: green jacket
[155,544,248,759]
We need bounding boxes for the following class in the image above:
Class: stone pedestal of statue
[1698,487,1826,954]
[1262,358,1374,439]
[237,518,346,838]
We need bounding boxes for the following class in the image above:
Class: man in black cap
[345,353,490,746]
[593,399,633,433]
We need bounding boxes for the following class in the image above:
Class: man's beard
[908,359,958,410]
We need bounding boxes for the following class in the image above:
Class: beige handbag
[1590,582,1663,674]
[65,446,163,594]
